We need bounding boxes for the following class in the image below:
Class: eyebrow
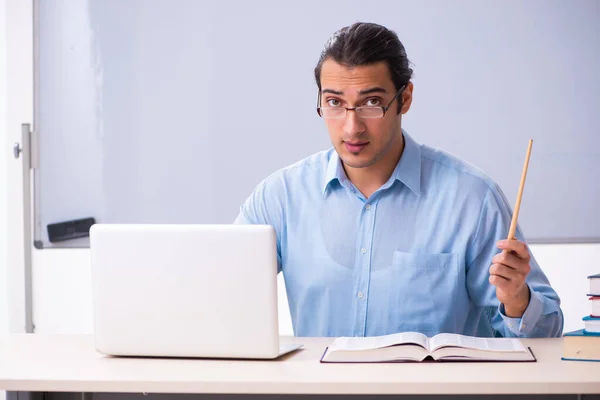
[321,87,388,96]
[359,87,388,95]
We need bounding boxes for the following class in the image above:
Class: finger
[489,264,527,298]
[496,239,530,261]
[488,271,510,289]
[489,263,519,281]
[491,251,529,273]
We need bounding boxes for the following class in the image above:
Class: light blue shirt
[235,131,563,338]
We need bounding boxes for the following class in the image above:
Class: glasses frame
[316,84,407,119]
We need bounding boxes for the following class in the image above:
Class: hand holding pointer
[489,139,533,318]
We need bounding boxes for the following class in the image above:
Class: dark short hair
[314,22,413,94]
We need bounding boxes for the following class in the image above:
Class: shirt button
[358,292,364,299]
[365,204,371,210]
[361,248,367,254]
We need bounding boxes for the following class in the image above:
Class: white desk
[1,334,599,399]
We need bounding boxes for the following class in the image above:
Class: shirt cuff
[499,284,544,336]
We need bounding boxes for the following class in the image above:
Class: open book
[320,332,535,363]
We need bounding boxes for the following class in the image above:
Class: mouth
[344,141,369,153]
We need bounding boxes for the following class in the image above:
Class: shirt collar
[391,130,421,196]
[322,129,421,196]
[323,149,348,196]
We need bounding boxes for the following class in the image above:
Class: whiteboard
[34,0,600,248]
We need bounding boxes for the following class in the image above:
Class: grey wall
[35,0,600,248]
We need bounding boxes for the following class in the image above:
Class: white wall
[0,0,9,337]
[4,0,30,337]
[3,1,599,340]
[31,245,600,335]
[1,0,10,398]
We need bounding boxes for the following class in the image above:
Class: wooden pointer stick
[507,139,533,241]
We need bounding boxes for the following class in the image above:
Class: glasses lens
[356,107,384,118]
[320,108,346,119]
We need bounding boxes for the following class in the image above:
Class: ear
[398,81,414,115]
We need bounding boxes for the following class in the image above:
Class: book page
[429,333,526,353]
[432,346,535,361]
[329,332,429,351]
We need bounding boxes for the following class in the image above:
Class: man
[234,22,563,338]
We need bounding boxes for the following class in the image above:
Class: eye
[326,98,342,107]
[365,98,382,107]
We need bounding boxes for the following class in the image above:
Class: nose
[343,109,366,137]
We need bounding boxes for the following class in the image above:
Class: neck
[344,131,405,198]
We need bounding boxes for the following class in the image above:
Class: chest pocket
[370,251,459,335]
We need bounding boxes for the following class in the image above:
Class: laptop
[89,223,302,359]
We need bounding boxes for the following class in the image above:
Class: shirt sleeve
[465,184,564,338]
[233,177,284,274]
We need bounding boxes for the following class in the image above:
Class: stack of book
[562,273,600,362]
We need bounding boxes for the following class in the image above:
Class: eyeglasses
[316,84,406,119]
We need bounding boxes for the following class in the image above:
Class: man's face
[319,59,412,169]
